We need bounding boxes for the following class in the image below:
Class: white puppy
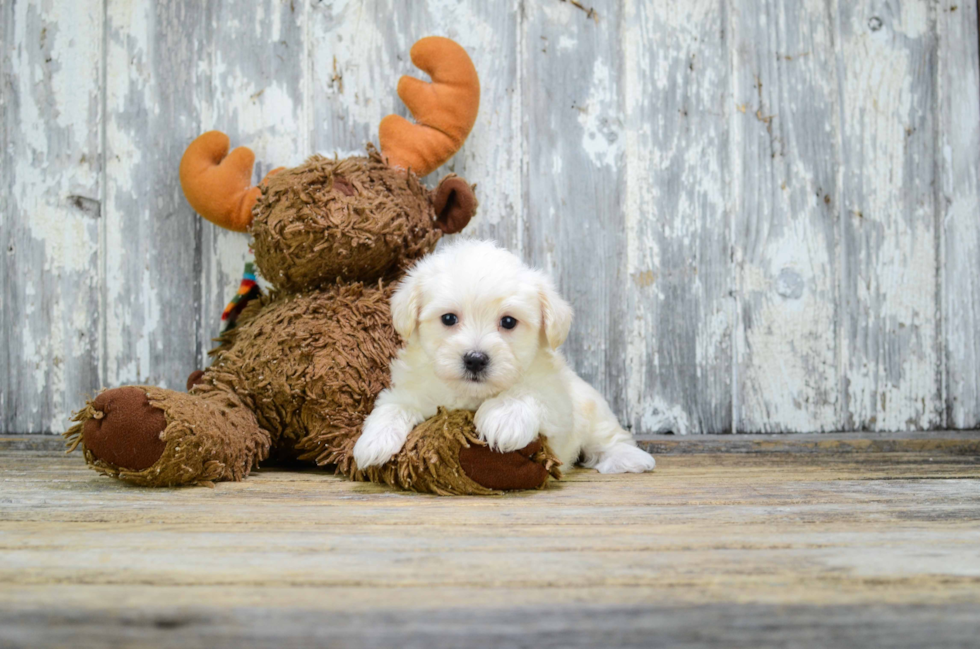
[353,239,656,474]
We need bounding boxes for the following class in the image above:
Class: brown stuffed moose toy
[65,37,560,495]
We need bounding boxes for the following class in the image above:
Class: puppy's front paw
[475,398,539,453]
[353,409,414,469]
[593,442,656,474]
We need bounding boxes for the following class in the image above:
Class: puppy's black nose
[463,351,489,373]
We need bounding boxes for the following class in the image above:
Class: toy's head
[178,37,480,292]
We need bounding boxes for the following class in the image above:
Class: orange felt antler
[179,131,282,232]
[379,37,480,177]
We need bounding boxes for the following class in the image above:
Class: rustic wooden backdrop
[2,0,978,435]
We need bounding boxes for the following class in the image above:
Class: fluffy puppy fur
[353,240,657,474]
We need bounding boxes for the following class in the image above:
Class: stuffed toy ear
[538,276,573,350]
[390,271,423,340]
[179,131,283,232]
[432,175,477,234]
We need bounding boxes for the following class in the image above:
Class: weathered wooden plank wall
[839,0,942,431]
[1,0,978,435]
[203,0,309,374]
[2,0,104,434]
[940,0,980,427]
[732,0,840,432]
[104,1,209,401]
[623,0,733,436]
[526,0,630,422]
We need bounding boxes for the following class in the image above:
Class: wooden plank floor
[2,435,979,648]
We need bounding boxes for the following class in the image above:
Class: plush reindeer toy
[65,37,560,494]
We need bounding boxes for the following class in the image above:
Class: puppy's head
[391,240,572,398]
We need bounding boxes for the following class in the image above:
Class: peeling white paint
[838,0,940,430]
[623,0,732,433]
[895,1,930,39]
[200,0,309,353]
[5,0,979,434]
[5,0,103,431]
[577,59,622,169]
[639,399,691,436]
[940,0,980,428]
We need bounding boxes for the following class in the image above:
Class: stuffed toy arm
[353,409,562,495]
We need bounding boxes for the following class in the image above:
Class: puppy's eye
[500,316,518,330]
[441,313,458,327]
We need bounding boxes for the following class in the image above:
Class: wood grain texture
[103,0,209,393]
[1,0,10,432]
[1,1,103,433]
[732,0,840,431]
[1,445,979,646]
[10,429,980,454]
[3,602,980,649]
[939,1,980,428]
[198,0,310,357]
[525,0,631,419]
[623,0,733,434]
[837,0,942,431]
[310,0,525,247]
[3,0,980,434]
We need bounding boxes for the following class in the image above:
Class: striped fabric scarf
[221,261,261,332]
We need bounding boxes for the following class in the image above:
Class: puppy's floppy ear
[538,276,573,350]
[390,271,422,341]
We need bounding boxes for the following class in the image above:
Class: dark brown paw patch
[83,387,168,471]
[459,440,549,491]
[186,370,206,391]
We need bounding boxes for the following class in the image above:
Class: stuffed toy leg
[65,387,559,494]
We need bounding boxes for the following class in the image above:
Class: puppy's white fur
[353,240,656,474]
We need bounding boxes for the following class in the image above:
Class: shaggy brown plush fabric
[67,391,559,493]
[66,384,270,487]
[355,409,561,495]
[252,148,441,292]
[205,281,399,463]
